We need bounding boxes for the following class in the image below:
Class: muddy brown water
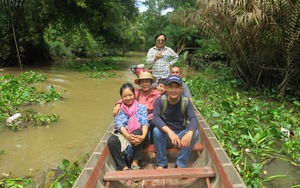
[0,52,144,186]
[0,51,299,187]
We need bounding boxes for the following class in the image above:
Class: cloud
[135,0,174,15]
[135,0,148,13]
[161,8,174,15]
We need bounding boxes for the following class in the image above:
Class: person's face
[156,35,165,48]
[121,88,135,106]
[166,82,182,99]
[171,67,181,77]
[157,83,166,95]
[139,79,152,92]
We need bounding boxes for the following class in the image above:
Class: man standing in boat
[152,75,199,169]
[146,33,179,82]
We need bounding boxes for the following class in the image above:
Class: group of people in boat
[107,33,199,171]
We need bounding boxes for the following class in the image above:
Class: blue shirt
[114,103,149,133]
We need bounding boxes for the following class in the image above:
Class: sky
[135,0,148,13]
[135,0,174,15]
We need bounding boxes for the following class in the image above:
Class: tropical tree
[0,0,139,66]
[172,0,300,97]
[136,0,201,52]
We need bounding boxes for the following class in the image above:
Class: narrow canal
[0,51,299,187]
[0,52,144,187]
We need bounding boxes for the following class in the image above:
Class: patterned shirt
[114,103,149,133]
[146,46,179,79]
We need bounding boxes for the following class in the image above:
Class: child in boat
[156,79,167,95]
[108,83,149,170]
[152,75,199,169]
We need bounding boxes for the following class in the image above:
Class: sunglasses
[156,39,165,43]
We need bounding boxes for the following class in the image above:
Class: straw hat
[134,71,156,84]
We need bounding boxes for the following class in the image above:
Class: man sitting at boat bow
[152,75,199,169]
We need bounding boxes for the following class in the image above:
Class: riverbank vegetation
[1,0,300,187]
[186,62,300,187]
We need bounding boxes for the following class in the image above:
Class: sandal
[131,164,141,170]
[156,165,168,169]
[174,164,183,168]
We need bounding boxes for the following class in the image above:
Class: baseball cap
[167,75,182,85]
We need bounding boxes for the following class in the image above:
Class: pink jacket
[135,89,160,121]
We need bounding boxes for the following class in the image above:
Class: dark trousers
[148,121,155,144]
[107,129,143,170]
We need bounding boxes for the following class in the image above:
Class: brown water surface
[1,52,299,187]
[0,52,145,186]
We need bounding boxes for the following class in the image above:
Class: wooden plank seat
[103,167,215,181]
[142,143,203,153]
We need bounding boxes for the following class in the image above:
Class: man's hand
[167,131,181,148]
[180,131,193,148]
[155,52,163,61]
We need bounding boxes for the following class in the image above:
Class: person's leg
[176,129,199,168]
[148,121,155,144]
[153,127,169,168]
[107,135,128,170]
[131,129,143,165]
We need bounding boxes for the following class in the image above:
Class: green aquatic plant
[0,177,32,188]
[63,57,126,72]
[188,63,300,187]
[0,71,62,130]
[50,159,83,188]
[88,71,116,78]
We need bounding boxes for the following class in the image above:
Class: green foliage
[23,109,59,127]
[281,133,300,162]
[62,57,126,72]
[44,22,107,59]
[50,159,82,188]
[0,0,139,65]
[0,177,32,188]
[0,71,62,131]
[195,38,224,57]
[188,62,300,186]
[175,0,300,96]
[88,72,116,78]
[136,0,201,52]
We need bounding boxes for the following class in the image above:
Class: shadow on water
[0,52,145,187]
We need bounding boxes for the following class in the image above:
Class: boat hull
[73,109,246,188]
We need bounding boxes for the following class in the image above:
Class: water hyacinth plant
[0,71,62,131]
[187,63,300,187]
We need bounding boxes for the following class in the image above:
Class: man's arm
[168,48,179,65]
[152,96,166,129]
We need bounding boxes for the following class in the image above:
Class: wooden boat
[73,108,246,188]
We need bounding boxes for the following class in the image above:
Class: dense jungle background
[1,0,300,187]
[1,0,300,97]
